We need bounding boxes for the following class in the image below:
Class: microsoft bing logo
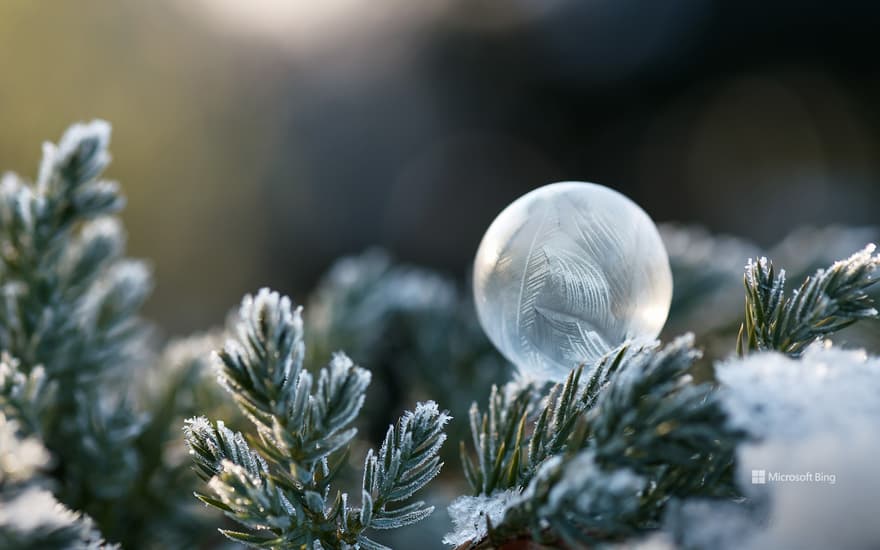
[751,469,766,484]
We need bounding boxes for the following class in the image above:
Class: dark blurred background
[2,0,879,337]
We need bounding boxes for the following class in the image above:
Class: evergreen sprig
[738,245,880,356]
[0,121,145,382]
[185,288,449,549]
[460,382,531,496]
[460,344,638,496]
[492,451,645,548]
[360,402,447,531]
[0,121,160,545]
[0,121,225,547]
[215,290,371,472]
[457,337,741,547]
[583,336,738,506]
[0,354,50,436]
[0,411,116,549]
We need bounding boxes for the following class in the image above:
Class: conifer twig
[185,289,449,549]
[456,337,740,547]
[738,245,880,356]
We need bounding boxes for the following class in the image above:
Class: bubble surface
[473,181,672,381]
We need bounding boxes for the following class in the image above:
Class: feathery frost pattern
[473,181,673,381]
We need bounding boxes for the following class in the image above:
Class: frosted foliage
[544,452,644,514]
[474,182,672,381]
[0,488,72,532]
[443,490,521,547]
[0,487,111,548]
[0,415,50,483]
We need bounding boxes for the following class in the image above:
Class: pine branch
[0,486,117,549]
[496,451,646,547]
[455,337,741,547]
[0,354,50,437]
[185,288,449,549]
[583,336,738,505]
[0,121,222,546]
[0,412,117,549]
[362,402,449,531]
[738,245,880,356]
[0,121,164,545]
[525,344,634,476]
[460,382,532,496]
[0,121,144,382]
[497,337,738,546]
[215,290,370,477]
[184,418,300,547]
[459,344,640,497]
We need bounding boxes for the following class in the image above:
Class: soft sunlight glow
[187,0,442,53]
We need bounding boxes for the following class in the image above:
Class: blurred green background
[2,0,879,338]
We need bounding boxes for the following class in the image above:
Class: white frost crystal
[443,490,521,547]
[473,181,672,381]
[0,415,50,484]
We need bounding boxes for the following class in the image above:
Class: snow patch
[717,344,880,440]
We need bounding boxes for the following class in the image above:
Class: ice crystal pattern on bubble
[473,182,672,381]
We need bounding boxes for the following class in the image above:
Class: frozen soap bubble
[473,181,672,381]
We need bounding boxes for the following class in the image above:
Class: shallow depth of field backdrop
[3,1,880,338]
[3,1,880,549]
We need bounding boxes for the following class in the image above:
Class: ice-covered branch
[186,289,449,549]
[739,245,880,356]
